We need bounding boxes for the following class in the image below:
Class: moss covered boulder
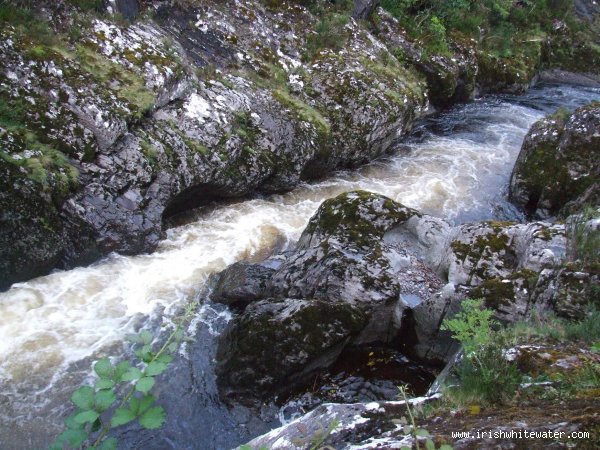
[269,191,430,309]
[509,103,600,219]
[215,298,367,402]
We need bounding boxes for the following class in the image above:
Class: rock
[509,103,600,219]
[214,190,580,393]
[104,0,139,21]
[352,0,380,20]
[0,0,430,290]
[210,261,275,309]
[538,69,600,88]
[239,395,441,450]
[372,9,478,106]
[215,298,367,402]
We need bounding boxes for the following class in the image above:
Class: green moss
[303,191,418,248]
[273,89,330,138]
[451,240,472,261]
[140,139,158,167]
[472,277,518,309]
[475,231,510,253]
[63,44,156,119]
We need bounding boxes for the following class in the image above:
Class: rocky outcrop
[240,395,441,450]
[213,191,582,401]
[509,103,600,219]
[0,0,431,289]
[371,9,478,106]
[353,0,380,20]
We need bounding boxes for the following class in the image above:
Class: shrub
[440,298,496,355]
[447,344,521,405]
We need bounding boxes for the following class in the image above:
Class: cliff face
[0,0,598,290]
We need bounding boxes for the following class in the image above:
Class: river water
[0,84,598,449]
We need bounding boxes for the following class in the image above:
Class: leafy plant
[441,299,520,406]
[441,298,496,355]
[50,303,196,449]
[398,385,453,450]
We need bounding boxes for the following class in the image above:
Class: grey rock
[353,0,380,20]
[509,102,600,219]
[215,298,367,403]
[211,261,275,308]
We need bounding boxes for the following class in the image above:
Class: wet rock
[509,103,600,219]
[240,395,441,450]
[104,0,139,21]
[353,0,380,20]
[215,298,367,403]
[211,261,275,309]
[372,9,478,106]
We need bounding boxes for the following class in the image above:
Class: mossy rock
[509,102,600,219]
[215,298,367,402]
[299,190,421,249]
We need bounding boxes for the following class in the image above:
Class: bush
[447,344,521,405]
[441,298,496,355]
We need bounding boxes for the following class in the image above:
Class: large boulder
[215,298,367,402]
[214,190,581,396]
[509,103,600,219]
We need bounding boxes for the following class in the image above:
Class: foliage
[380,0,576,58]
[441,298,496,355]
[441,299,520,406]
[445,344,521,406]
[304,12,351,60]
[50,304,196,449]
[398,385,453,450]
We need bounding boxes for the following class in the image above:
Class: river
[0,83,598,449]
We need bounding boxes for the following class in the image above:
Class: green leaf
[57,429,88,448]
[138,394,156,414]
[140,330,153,345]
[121,367,143,382]
[74,410,100,424]
[71,386,94,410]
[415,428,431,437]
[95,389,117,412]
[439,445,454,450]
[128,396,140,415]
[145,361,168,377]
[99,437,118,450]
[138,406,165,429]
[115,360,133,381]
[96,379,115,390]
[155,354,174,365]
[111,408,136,427]
[94,358,114,379]
[65,412,85,430]
[173,329,184,341]
[426,439,435,450]
[136,377,155,394]
[167,342,178,353]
